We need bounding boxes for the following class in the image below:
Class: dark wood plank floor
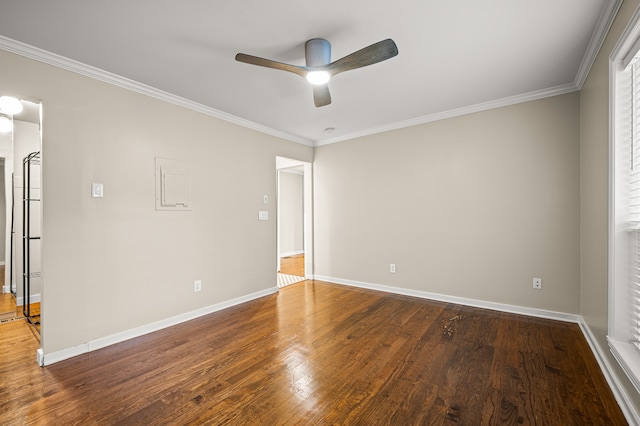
[0,280,627,424]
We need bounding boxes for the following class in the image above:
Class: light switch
[259,211,269,221]
[263,195,268,204]
[91,183,104,198]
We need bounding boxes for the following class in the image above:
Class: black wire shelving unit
[23,151,40,329]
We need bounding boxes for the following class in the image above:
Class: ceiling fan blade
[325,39,398,76]
[235,53,308,78]
[313,84,331,107]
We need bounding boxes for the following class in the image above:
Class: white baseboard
[314,274,640,424]
[40,286,278,366]
[0,261,6,266]
[579,320,640,425]
[279,250,304,258]
[314,275,580,323]
[2,285,8,293]
[16,293,41,306]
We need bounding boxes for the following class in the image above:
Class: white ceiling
[0,0,617,146]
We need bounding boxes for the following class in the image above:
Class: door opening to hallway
[276,156,312,288]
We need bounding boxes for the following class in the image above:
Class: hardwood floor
[0,292,16,317]
[0,266,14,318]
[0,290,40,334]
[0,280,627,424]
[279,253,304,277]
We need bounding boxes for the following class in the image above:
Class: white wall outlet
[194,280,202,292]
[259,211,269,221]
[533,277,542,290]
[390,264,396,273]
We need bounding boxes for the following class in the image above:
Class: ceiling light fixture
[306,71,331,86]
[0,96,23,115]
[236,38,397,107]
[0,115,12,134]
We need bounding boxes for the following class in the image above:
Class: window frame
[608,5,640,395]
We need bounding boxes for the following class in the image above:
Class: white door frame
[276,156,312,279]
[0,133,13,294]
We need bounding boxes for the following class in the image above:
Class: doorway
[0,97,42,334]
[276,156,312,287]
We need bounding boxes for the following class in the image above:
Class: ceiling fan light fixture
[306,71,330,85]
[0,96,23,115]
[236,38,398,106]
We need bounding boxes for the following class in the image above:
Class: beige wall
[278,171,304,256]
[580,0,640,412]
[0,49,313,354]
[314,93,580,313]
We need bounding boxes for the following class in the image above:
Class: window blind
[630,57,640,349]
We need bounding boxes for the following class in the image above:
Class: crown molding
[574,0,623,89]
[314,83,580,147]
[0,35,314,147]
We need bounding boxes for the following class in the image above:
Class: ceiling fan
[235,38,398,107]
